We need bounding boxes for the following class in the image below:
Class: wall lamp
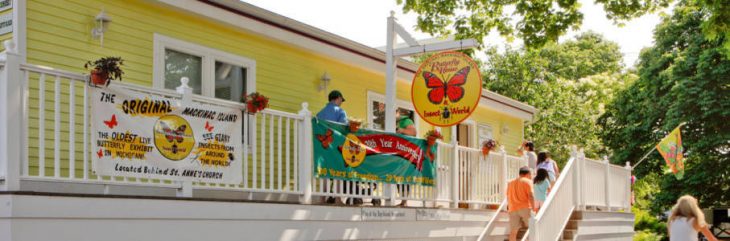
[91,9,112,47]
[319,71,331,92]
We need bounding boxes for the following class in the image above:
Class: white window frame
[366,91,419,134]
[477,123,494,147]
[153,33,256,99]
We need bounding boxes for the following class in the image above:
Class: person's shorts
[509,208,531,230]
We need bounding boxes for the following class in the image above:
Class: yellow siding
[24,0,526,179]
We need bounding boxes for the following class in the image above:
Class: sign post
[383,11,478,206]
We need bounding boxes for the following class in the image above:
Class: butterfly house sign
[411,51,482,127]
[90,84,243,184]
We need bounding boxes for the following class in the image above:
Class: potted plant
[85,57,124,86]
[244,92,269,114]
[481,139,497,156]
[424,129,443,146]
[347,118,362,132]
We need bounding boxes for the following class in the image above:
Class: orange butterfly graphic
[316,129,334,148]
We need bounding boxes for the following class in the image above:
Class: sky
[243,0,671,68]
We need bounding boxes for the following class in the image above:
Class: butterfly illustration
[204,121,214,132]
[103,114,118,129]
[97,149,104,158]
[316,129,334,148]
[423,66,470,104]
[159,121,187,144]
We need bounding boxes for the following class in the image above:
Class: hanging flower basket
[244,92,269,115]
[481,139,497,157]
[423,129,443,161]
[348,118,362,132]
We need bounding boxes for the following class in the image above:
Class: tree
[484,32,631,164]
[397,0,729,54]
[598,0,730,212]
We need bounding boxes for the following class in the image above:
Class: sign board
[312,119,437,186]
[91,85,243,184]
[411,51,482,127]
[0,12,11,35]
[0,0,11,12]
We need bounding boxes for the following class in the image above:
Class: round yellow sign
[153,115,195,161]
[342,134,366,168]
[411,51,482,127]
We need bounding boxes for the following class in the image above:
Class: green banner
[312,119,437,186]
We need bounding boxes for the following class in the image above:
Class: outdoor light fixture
[501,122,510,135]
[91,9,112,47]
[319,71,331,92]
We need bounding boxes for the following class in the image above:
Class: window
[366,91,418,133]
[154,34,257,147]
[478,123,494,145]
[164,49,202,94]
[153,34,256,102]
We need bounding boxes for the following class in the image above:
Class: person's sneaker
[372,199,381,206]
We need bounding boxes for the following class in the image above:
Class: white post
[500,146,508,200]
[603,155,610,210]
[383,11,398,206]
[571,146,580,208]
[450,126,459,208]
[0,40,22,191]
[578,149,588,210]
[175,77,193,197]
[625,161,631,211]
[298,102,313,204]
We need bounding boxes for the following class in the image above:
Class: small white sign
[361,208,412,221]
[0,13,11,35]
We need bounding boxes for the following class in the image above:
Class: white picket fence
[0,42,532,207]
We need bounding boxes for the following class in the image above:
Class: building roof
[159,0,536,120]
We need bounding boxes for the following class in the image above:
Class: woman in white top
[536,151,560,183]
[668,195,717,241]
[523,141,538,172]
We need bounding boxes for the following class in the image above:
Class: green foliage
[397,0,728,54]
[598,0,730,213]
[397,0,670,48]
[484,32,630,163]
[634,230,665,241]
[632,173,668,241]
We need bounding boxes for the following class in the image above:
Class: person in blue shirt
[316,90,347,124]
[317,90,354,205]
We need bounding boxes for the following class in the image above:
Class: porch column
[384,11,398,206]
[0,40,23,191]
[175,77,193,197]
[298,102,313,204]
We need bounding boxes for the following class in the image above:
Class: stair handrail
[476,198,507,241]
[528,147,582,241]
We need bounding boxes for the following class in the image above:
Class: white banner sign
[91,85,243,184]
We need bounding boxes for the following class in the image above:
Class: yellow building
[0,1,635,240]
[15,0,535,150]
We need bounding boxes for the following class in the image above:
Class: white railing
[529,155,578,241]
[526,149,633,241]
[456,146,510,206]
[0,40,631,214]
[0,49,530,207]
